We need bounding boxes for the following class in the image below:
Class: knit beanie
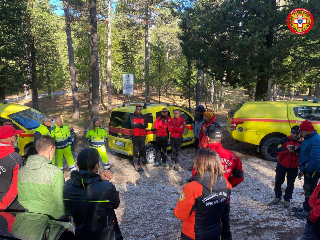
[204,111,214,119]
[299,120,315,131]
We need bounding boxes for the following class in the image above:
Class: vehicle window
[228,102,244,118]
[180,111,193,125]
[293,106,320,121]
[110,111,132,129]
[146,113,153,124]
[8,108,44,130]
[155,111,171,118]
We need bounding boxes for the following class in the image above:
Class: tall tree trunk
[210,75,215,109]
[308,86,312,96]
[196,64,201,106]
[28,0,39,110]
[30,38,39,110]
[144,1,151,103]
[290,86,294,101]
[266,79,272,101]
[165,47,170,97]
[64,1,80,120]
[273,83,277,101]
[46,70,51,98]
[158,61,161,104]
[187,59,192,113]
[89,0,100,118]
[99,58,107,109]
[315,83,319,98]
[0,86,5,101]
[106,0,112,111]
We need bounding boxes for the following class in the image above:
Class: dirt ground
[65,126,306,240]
[9,89,312,239]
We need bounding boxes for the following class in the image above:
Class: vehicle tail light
[230,120,244,131]
[108,122,110,134]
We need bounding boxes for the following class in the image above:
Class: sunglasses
[291,130,300,134]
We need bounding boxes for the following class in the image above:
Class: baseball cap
[206,123,223,139]
[0,125,23,139]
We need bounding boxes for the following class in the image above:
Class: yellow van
[227,100,320,161]
[0,102,45,155]
[108,103,195,164]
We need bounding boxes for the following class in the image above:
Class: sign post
[123,74,134,102]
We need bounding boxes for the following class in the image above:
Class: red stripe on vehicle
[109,127,132,135]
[232,118,320,124]
[19,134,34,137]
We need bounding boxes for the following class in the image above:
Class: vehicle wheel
[261,137,281,162]
[144,143,157,164]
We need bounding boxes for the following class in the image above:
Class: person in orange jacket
[198,110,216,148]
[130,104,148,172]
[168,109,186,171]
[174,148,231,240]
[154,108,171,167]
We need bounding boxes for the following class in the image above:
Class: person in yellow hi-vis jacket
[85,118,110,170]
[50,117,76,171]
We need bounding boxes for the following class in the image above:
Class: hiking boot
[292,207,304,212]
[269,197,281,205]
[284,201,290,208]
[154,162,161,167]
[295,210,309,218]
[103,163,111,170]
[162,163,167,167]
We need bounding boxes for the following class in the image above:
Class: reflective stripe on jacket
[86,127,108,148]
[50,125,71,149]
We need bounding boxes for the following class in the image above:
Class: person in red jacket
[198,110,216,148]
[130,105,148,172]
[269,125,302,208]
[174,148,231,240]
[154,108,171,167]
[168,109,186,171]
[301,181,320,240]
[0,125,24,210]
[205,123,243,240]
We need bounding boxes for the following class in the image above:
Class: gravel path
[64,127,306,240]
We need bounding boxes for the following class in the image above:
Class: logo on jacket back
[179,192,185,201]
[0,166,6,174]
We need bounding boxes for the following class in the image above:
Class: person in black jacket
[130,105,148,172]
[63,148,122,240]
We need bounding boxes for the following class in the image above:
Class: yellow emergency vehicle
[227,100,320,161]
[0,102,44,155]
[108,103,195,164]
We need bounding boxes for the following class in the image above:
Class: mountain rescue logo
[287,8,313,35]
[179,191,185,201]
[183,127,188,136]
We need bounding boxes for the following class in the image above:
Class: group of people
[269,120,320,239]
[0,124,121,239]
[0,104,320,240]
